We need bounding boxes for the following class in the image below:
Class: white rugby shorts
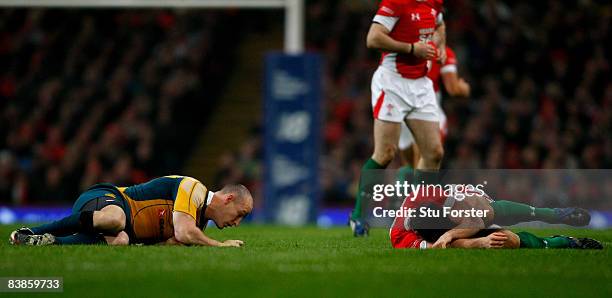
[371,66,439,125]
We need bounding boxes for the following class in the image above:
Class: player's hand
[432,233,453,249]
[437,47,447,64]
[220,239,244,247]
[412,42,436,60]
[481,232,508,248]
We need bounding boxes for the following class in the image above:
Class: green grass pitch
[1,225,611,297]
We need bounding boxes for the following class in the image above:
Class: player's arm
[434,17,447,63]
[432,200,485,248]
[441,71,471,97]
[366,23,436,59]
[431,214,485,248]
[173,211,243,247]
[432,227,480,248]
[449,232,509,249]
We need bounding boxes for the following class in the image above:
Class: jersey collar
[206,191,215,206]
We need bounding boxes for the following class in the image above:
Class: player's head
[212,184,253,229]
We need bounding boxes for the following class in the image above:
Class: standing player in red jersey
[351,0,447,236]
[398,46,471,168]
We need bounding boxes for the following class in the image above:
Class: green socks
[517,232,570,248]
[414,169,441,185]
[55,233,105,245]
[352,158,386,220]
[491,200,557,226]
[30,211,95,236]
[396,166,414,183]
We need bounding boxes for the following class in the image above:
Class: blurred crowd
[0,9,240,204]
[1,1,610,208]
[216,0,611,207]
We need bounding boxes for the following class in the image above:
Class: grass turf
[1,225,611,297]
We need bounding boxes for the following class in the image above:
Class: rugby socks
[396,166,414,183]
[352,158,386,220]
[490,200,557,226]
[30,211,96,236]
[516,232,570,248]
[414,169,441,185]
[54,233,105,245]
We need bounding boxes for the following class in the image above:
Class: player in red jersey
[351,0,447,236]
[398,46,471,167]
[389,190,599,250]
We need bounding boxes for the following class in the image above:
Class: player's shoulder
[377,0,441,15]
[380,0,408,5]
[428,0,444,10]
[164,175,202,183]
[411,0,444,11]
[377,0,408,14]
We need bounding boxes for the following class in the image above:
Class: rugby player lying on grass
[10,176,252,247]
[390,189,603,249]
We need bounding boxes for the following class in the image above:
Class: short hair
[219,184,252,205]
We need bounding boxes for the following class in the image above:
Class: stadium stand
[0,9,246,204]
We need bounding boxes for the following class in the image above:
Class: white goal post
[0,0,304,54]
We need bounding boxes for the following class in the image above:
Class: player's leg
[54,204,127,244]
[398,121,416,167]
[516,231,603,249]
[411,144,421,168]
[406,118,443,170]
[11,205,126,246]
[22,191,102,237]
[21,189,122,237]
[405,77,443,173]
[489,200,590,226]
[52,233,106,245]
[351,119,401,225]
[27,198,125,236]
[92,205,126,234]
[14,232,120,246]
[351,68,405,235]
[371,120,402,166]
[11,195,127,245]
[25,211,94,237]
[406,102,442,170]
[396,122,418,183]
[454,192,590,227]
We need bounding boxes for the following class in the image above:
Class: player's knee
[431,144,444,163]
[107,212,126,232]
[95,209,126,233]
[422,144,444,164]
[385,143,398,161]
[374,143,397,164]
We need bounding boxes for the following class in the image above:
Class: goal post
[0,0,304,53]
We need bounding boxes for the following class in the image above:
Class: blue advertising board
[263,53,321,225]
